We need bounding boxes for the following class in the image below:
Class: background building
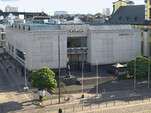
[54,11,68,16]
[102,8,110,16]
[5,5,18,12]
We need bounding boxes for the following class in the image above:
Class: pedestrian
[15,68,17,72]
[39,95,42,102]
[6,68,8,73]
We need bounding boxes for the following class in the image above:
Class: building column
[144,27,148,56]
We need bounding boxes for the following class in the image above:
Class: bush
[127,56,151,78]
[119,74,134,80]
[107,68,117,74]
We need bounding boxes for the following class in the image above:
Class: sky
[0,0,145,15]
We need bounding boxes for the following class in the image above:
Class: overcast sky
[0,0,145,15]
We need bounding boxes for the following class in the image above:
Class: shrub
[127,56,151,78]
[107,68,116,74]
[119,74,134,80]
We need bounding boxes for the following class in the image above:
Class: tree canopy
[94,12,104,16]
[29,67,57,91]
[127,56,151,78]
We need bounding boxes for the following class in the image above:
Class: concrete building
[6,23,141,73]
[5,5,18,12]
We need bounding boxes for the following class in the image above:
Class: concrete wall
[6,27,67,71]
[60,24,89,37]
[87,29,141,65]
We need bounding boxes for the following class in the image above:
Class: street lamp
[23,52,28,92]
[58,35,61,103]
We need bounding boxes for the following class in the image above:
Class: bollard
[58,108,62,113]
[98,104,100,108]
[73,106,74,112]
[90,104,91,109]
[106,102,107,107]
[82,105,83,111]
[82,95,84,98]
[114,101,115,106]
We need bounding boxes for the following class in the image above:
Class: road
[0,60,19,91]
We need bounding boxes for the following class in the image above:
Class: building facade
[5,5,18,12]
[6,23,141,73]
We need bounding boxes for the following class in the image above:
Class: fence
[62,96,151,113]
[26,89,151,113]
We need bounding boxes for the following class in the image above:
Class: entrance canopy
[112,63,126,68]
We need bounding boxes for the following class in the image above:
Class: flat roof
[89,25,132,30]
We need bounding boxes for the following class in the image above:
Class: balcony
[67,47,87,54]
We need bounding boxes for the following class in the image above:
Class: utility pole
[58,35,61,104]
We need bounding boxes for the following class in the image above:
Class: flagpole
[96,60,98,96]
[82,62,84,98]
[148,57,150,89]
[134,58,136,90]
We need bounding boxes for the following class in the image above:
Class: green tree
[29,67,57,91]
[94,12,104,16]
[127,56,151,78]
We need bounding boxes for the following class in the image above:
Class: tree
[94,12,104,17]
[127,56,151,78]
[29,67,57,91]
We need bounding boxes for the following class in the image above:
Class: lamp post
[23,52,28,91]
[58,35,61,104]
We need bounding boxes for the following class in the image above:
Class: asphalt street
[0,60,18,90]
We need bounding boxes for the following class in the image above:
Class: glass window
[126,17,129,21]
[150,8,151,18]
[12,46,14,52]
[141,32,143,36]
[134,17,138,21]
[67,37,87,48]
[16,48,25,60]
[119,17,122,21]
[67,54,86,63]
[8,43,11,50]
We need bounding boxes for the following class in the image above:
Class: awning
[112,63,126,68]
